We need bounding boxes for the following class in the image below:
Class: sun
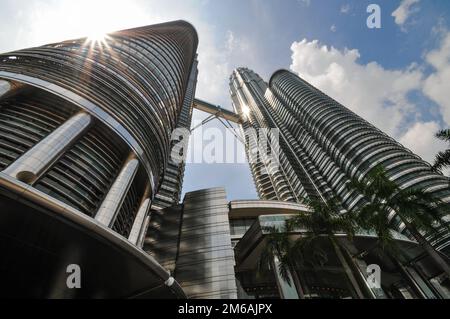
[88,30,107,42]
[84,14,116,45]
[242,105,251,117]
[87,28,110,45]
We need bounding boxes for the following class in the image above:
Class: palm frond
[349,164,450,258]
[433,127,450,172]
[391,187,450,234]
[433,150,450,173]
[436,129,450,142]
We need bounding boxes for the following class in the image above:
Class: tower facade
[151,58,198,211]
[230,69,299,203]
[230,68,450,255]
[0,21,198,298]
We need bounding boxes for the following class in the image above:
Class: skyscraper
[230,68,450,256]
[0,20,198,298]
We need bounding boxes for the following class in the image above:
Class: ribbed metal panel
[113,179,141,238]
[230,68,311,203]
[0,21,199,298]
[0,21,198,193]
[269,70,450,251]
[152,58,198,210]
[34,122,129,217]
[0,90,75,170]
[0,21,199,242]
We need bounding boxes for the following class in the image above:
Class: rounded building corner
[176,20,199,43]
[269,69,293,87]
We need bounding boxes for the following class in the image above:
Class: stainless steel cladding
[175,188,238,299]
[0,20,198,235]
[0,21,198,298]
[230,67,450,255]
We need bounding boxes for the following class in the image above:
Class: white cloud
[290,39,423,138]
[330,25,337,33]
[431,16,448,37]
[195,30,231,108]
[392,0,420,31]
[225,30,251,55]
[340,4,350,14]
[298,0,311,7]
[400,121,447,163]
[225,30,236,52]
[195,29,255,111]
[423,33,450,125]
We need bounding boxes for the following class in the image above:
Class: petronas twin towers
[0,20,448,299]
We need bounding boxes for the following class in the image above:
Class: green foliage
[349,165,450,256]
[436,129,450,142]
[258,197,357,284]
[258,164,450,284]
[433,129,450,173]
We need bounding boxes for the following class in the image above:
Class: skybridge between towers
[191,98,243,133]
[193,98,242,124]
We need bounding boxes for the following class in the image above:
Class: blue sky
[1,0,450,201]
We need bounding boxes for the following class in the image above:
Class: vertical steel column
[95,154,139,228]
[136,214,151,248]
[128,198,152,246]
[3,111,92,184]
[0,79,11,99]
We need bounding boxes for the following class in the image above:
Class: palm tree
[258,198,365,299]
[257,223,308,298]
[433,129,450,173]
[349,165,450,278]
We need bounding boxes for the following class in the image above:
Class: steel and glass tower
[230,69,299,203]
[0,20,198,298]
[151,58,198,211]
[230,68,450,255]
